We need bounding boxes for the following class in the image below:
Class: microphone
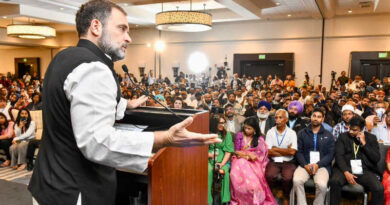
[121,65,184,121]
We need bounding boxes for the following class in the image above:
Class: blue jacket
[296,124,335,174]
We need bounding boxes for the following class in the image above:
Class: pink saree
[230,132,277,205]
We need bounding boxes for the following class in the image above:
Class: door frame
[233,53,294,78]
[350,51,390,78]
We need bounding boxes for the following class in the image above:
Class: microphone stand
[122,65,184,121]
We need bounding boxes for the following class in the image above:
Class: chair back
[378,143,389,175]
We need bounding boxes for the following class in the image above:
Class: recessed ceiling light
[348,9,352,13]
[275,2,281,6]
[2,16,7,19]
[60,7,64,10]
[287,14,292,17]
[124,3,128,6]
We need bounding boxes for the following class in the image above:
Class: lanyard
[313,134,318,151]
[353,143,360,159]
[289,119,297,129]
[275,129,287,147]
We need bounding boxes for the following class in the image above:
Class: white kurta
[63,61,154,173]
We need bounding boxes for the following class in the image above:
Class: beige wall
[0,47,54,78]
[119,13,390,89]
[0,14,389,89]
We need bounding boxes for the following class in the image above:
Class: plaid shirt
[332,121,349,141]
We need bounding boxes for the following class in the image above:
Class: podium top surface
[119,107,208,131]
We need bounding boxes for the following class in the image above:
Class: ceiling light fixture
[348,9,352,13]
[60,7,64,10]
[275,2,281,6]
[155,0,212,32]
[287,14,292,17]
[7,24,56,39]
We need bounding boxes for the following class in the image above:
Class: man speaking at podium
[28,1,220,205]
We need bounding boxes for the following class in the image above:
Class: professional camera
[211,106,224,114]
[331,71,336,79]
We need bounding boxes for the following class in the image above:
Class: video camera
[331,71,337,79]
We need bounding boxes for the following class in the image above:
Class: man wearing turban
[287,101,310,133]
[248,100,275,136]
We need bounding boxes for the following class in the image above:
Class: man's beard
[98,28,127,62]
[311,121,321,127]
[289,112,297,120]
[257,112,269,119]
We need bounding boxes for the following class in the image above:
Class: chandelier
[7,24,56,39]
[155,1,212,32]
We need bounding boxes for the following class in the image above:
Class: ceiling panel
[0,0,386,32]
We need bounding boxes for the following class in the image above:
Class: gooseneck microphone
[121,64,184,120]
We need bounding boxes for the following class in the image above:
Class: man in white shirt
[224,104,244,134]
[28,1,220,205]
[265,109,297,205]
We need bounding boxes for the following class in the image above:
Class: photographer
[216,66,227,80]
[10,108,36,170]
[337,71,349,85]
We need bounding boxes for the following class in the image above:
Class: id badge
[310,151,320,164]
[351,160,363,175]
[274,157,283,163]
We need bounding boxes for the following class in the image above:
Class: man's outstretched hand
[127,95,148,109]
[154,117,221,150]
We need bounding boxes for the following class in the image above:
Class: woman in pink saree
[230,117,277,205]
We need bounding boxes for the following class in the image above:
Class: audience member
[230,117,277,204]
[265,109,297,205]
[249,101,275,136]
[0,113,14,167]
[332,104,354,140]
[224,104,244,134]
[287,101,309,133]
[10,108,36,170]
[293,108,334,205]
[329,116,383,205]
[208,116,234,204]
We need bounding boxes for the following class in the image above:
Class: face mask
[257,111,269,119]
[376,108,386,119]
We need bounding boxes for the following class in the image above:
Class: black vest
[28,39,121,205]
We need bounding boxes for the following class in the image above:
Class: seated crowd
[120,70,390,205]
[2,69,390,204]
[0,72,41,171]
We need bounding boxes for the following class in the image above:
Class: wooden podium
[116,107,209,205]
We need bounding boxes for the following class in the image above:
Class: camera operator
[337,71,349,86]
[216,66,227,80]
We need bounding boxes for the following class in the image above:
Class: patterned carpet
[0,166,32,185]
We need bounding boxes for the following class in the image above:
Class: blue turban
[155,94,165,102]
[257,100,271,111]
[288,100,304,114]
